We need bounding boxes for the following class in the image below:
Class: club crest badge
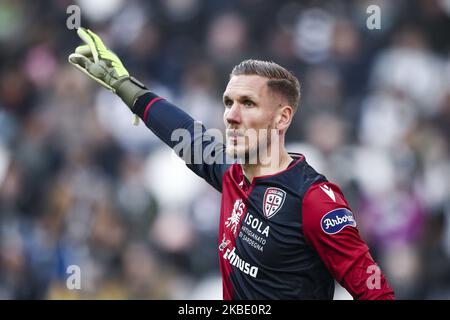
[263,187,286,219]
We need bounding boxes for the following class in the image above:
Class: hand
[68,27,148,124]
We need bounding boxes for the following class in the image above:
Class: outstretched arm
[132,92,230,191]
[68,28,230,191]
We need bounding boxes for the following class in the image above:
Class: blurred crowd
[1,0,450,299]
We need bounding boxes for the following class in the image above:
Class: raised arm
[68,28,230,191]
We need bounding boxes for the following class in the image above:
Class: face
[223,75,281,162]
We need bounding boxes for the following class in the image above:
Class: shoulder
[302,181,357,238]
[303,182,349,209]
[287,155,328,196]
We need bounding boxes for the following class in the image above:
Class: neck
[242,146,293,182]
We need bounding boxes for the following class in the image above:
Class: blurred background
[1,0,450,299]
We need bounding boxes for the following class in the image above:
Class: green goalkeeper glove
[68,27,149,125]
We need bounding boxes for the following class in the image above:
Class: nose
[225,103,241,125]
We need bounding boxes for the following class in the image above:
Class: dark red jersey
[134,92,395,300]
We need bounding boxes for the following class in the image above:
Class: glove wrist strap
[115,76,150,110]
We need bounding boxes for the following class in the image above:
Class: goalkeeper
[69,28,395,300]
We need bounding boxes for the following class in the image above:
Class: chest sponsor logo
[320,208,356,235]
[243,213,269,237]
[263,187,286,219]
[239,213,270,252]
[225,199,246,235]
[223,246,259,278]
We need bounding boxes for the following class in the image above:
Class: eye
[223,99,233,108]
[243,100,254,107]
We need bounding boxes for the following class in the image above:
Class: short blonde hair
[231,59,301,111]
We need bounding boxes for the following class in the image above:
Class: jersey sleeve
[132,92,230,192]
[302,182,395,300]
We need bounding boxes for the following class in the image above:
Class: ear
[275,105,293,133]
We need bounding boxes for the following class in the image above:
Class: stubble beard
[226,124,274,165]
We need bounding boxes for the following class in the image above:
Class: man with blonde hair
[69,28,394,300]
